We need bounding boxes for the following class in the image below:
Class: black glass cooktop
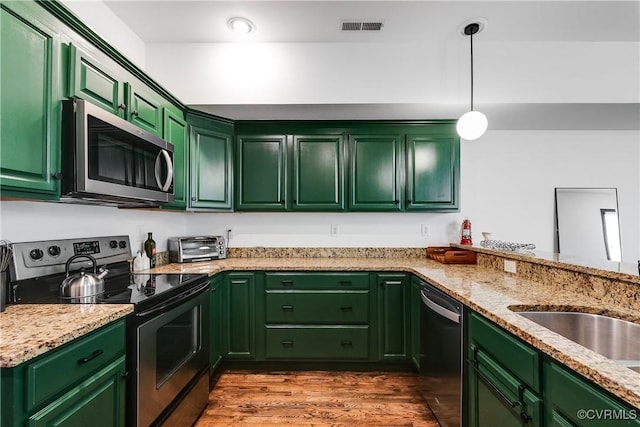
[10,261,207,310]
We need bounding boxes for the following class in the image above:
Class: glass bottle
[144,232,156,268]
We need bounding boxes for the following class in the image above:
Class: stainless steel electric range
[8,235,210,427]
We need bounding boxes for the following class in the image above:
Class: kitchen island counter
[150,256,640,409]
[0,304,132,368]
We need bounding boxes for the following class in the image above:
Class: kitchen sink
[515,311,640,370]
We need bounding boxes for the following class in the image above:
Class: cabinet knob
[52,172,63,180]
[279,200,285,204]
[131,110,139,117]
[118,103,126,110]
[293,199,297,204]
[191,197,197,201]
[393,200,399,205]
[407,199,412,204]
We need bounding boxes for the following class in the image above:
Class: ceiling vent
[340,20,384,32]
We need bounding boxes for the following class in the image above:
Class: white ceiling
[97,0,640,128]
[104,1,639,43]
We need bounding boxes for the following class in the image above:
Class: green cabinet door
[126,82,163,136]
[467,350,542,427]
[377,273,409,360]
[224,273,255,359]
[409,277,422,370]
[235,135,288,210]
[349,134,402,211]
[406,133,459,211]
[27,356,126,427]
[68,43,124,116]
[162,108,188,209]
[291,134,345,211]
[189,122,233,210]
[210,275,224,373]
[1,4,61,198]
[544,359,640,427]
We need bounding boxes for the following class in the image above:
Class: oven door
[136,282,209,427]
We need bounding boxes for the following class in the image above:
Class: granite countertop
[150,257,640,409]
[0,304,133,368]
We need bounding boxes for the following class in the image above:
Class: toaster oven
[168,236,227,263]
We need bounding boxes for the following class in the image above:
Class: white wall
[59,0,146,68]
[145,41,639,105]
[0,202,186,254]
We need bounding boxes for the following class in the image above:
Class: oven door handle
[136,281,209,319]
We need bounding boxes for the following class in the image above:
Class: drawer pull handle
[77,349,104,365]
[339,281,352,286]
[281,340,294,348]
[341,340,353,347]
[466,359,521,409]
[282,305,294,311]
[281,280,294,286]
[340,306,353,312]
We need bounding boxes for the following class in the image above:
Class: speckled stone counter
[0,304,132,368]
[150,256,640,409]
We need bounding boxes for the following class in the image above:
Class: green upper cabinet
[189,114,234,210]
[405,133,459,211]
[235,135,288,211]
[291,134,345,211]
[0,3,61,199]
[68,43,124,117]
[349,134,403,211]
[126,82,163,136]
[163,108,188,209]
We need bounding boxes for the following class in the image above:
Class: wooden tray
[426,246,477,264]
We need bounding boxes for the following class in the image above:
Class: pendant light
[456,22,487,141]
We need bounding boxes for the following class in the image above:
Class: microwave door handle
[154,149,174,192]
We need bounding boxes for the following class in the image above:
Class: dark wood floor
[194,370,439,426]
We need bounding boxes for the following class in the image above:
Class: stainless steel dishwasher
[419,280,464,427]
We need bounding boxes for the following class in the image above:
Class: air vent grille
[341,20,384,32]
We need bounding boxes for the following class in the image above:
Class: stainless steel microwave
[61,99,175,207]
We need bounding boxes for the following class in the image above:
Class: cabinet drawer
[469,312,540,392]
[265,326,369,359]
[265,273,369,290]
[265,292,369,324]
[25,320,126,411]
[545,361,640,426]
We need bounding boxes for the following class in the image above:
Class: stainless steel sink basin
[515,311,640,369]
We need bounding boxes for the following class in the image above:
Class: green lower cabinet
[1,2,61,198]
[409,277,422,370]
[265,326,369,360]
[27,356,126,427]
[210,274,224,373]
[544,359,640,427]
[0,319,126,427]
[224,272,256,359]
[377,273,409,360]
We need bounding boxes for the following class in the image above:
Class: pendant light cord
[470,29,474,112]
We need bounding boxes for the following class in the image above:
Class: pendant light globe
[457,21,487,141]
[456,110,488,141]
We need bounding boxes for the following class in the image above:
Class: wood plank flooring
[194,370,439,426]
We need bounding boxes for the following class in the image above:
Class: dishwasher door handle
[421,289,460,324]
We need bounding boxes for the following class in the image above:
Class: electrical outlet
[504,259,517,274]
[330,224,339,237]
[421,224,431,237]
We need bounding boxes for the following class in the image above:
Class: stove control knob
[109,240,118,249]
[118,241,127,249]
[29,248,44,260]
[47,245,61,257]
